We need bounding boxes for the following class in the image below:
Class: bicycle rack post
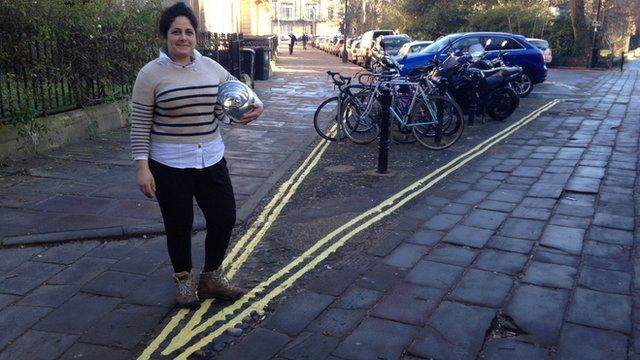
[377,87,392,174]
[336,95,342,142]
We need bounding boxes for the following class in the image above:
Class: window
[281,3,293,20]
[484,36,524,51]
[451,36,483,53]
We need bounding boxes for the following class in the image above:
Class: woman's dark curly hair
[158,2,198,38]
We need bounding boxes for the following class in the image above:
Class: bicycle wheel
[342,90,381,144]
[313,96,345,141]
[411,95,465,150]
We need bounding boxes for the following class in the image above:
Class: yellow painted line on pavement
[138,127,336,360]
[224,138,333,280]
[160,139,333,355]
[168,99,562,359]
[222,137,333,273]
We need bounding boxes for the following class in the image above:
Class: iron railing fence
[1,31,250,122]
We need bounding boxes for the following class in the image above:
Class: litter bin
[254,47,271,80]
[241,48,256,87]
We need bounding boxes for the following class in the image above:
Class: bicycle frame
[354,79,442,129]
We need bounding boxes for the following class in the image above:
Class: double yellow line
[138,131,334,360]
[140,99,562,359]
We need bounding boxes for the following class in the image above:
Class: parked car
[394,32,547,86]
[397,40,434,56]
[359,29,395,67]
[372,34,411,59]
[349,39,361,63]
[526,38,552,64]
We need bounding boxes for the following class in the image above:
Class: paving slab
[534,249,580,268]
[505,284,569,345]
[356,263,405,292]
[16,285,80,308]
[332,286,383,310]
[382,243,429,268]
[0,305,52,351]
[406,229,444,246]
[486,236,535,254]
[47,257,118,286]
[567,287,631,334]
[217,328,291,360]
[277,332,339,360]
[371,283,444,326]
[522,262,577,289]
[31,241,101,265]
[406,260,464,289]
[421,214,463,231]
[483,338,549,360]
[81,270,147,298]
[0,330,76,360]
[587,226,633,246]
[307,308,366,338]
[462,209,508,231]
[449,269,513,308]
[442,225,494,248]
[333,317,417,360]
[262,290,334,337]
[426,244,478,266]
[472,249,528,275]
[79,303,168,349]
[306,269,360,297]
[498,218,546,241]
[578,266,631,294]
[32,292,121,335]
[539,225,585,255]
[593,212,635,231]
[408,301,495,360]
[0,261,65,296]
[557,323,628,360]
[59,343,130,360]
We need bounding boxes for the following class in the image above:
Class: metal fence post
[377,87,392,174]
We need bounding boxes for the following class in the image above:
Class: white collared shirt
[149,137,224,169]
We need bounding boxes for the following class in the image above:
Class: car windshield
[382,38,410,48]
[419,34,459,53]
[529,39,549,50]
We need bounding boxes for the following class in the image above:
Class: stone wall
[0,100,128,162]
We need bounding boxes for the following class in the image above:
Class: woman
[130,2,263,307]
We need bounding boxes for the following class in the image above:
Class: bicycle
[313,71,376,144]
[343,74,465,150]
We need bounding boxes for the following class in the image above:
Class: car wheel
[512,72,533,97]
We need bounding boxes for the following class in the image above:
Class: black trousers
[150,158,236,273]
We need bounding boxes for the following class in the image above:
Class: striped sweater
[130,51,230,159]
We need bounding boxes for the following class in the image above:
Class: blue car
[394,32,547,85]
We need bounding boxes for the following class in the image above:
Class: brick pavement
[213,66,640,358]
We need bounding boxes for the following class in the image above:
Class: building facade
[162,0,273,35]
[269,0,340,36]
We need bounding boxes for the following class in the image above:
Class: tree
[569,0,590,55]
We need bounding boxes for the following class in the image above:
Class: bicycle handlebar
[326,71,351,86]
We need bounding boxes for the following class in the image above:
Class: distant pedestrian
[130,2,264,308]
[289,33,297,55]
[302,34,308,50]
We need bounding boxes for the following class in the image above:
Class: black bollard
[377,87,392,174]
[621,51,624,72]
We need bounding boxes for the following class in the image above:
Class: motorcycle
[475,39,533,97]
[428,49,521,124]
